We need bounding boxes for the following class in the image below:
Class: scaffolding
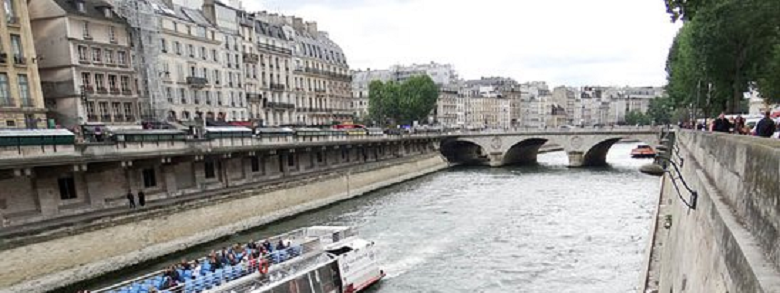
[113,0,168,124]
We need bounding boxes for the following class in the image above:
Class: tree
[625,110,652,126]
[647,96,674,125]
[663,0,780,114]
[368,75,439,126]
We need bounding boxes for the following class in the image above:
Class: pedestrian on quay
[755,111,776,138]
[138,190,146,207]
[712,113,732,133]
[126,190,136,209]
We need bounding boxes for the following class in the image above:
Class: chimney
[160,0,174,8]
[306,21,318,34]
[202,0,217,23]
[292,17,304,30]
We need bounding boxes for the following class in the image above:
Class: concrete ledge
[1,154,449,292]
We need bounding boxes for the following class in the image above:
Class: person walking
[756,111,777,138]
[712,113,732,133]
[138,190,146,207]
[126,190,136,209]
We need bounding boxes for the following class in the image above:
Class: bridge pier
[567,151,585,168]
[488,152,505,167]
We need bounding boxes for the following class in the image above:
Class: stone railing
[643,129,780,292]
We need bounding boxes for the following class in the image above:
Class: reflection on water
[83,143,658,293]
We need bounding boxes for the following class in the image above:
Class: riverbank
[1,153,449,293]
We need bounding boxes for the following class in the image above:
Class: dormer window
[103,8,112,18]
[75,0,85,13]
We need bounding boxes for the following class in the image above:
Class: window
[99,101,109,120]
[92,47,102,63]
[204,161,216,179]
[161,39,168,52]
[213,69,220,84]
[212,49,218,62]
[0,73,9,106]
[108,75,117,90]
[95,73,105,89]
[187,44,194,57]
[76,45,89,63]
[120,76,130,91]
[166,87,173,103]
[58,177,77,200]
[112,102,121,120]
[174,41,181,55]
[17,74,29,107]
[200,47,206,59]
[179,88,186,104]
[117,50,126,65]
[10,34,22,64]
[104,49,114,64]
[109,26,116,42]
[86,101,95,121]
[124,102,133,120]
[83,21,90,39]
[251,156,260,173]
[142,168,157,188]
[81,72,91,88]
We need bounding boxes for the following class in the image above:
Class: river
[81,142,659,293]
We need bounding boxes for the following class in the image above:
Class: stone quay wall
[1,153,449,293]
[642,130,780,293]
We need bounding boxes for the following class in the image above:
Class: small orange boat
[631,144,656,158]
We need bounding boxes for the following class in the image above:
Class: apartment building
[1,0,50,128]
[242,12,295,126]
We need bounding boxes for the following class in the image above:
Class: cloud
[243,0,681,87]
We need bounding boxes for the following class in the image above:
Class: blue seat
[184,279,194,293]
[183,269,192,280]
[203,273,214,289]
[201,262,212,275]
[232,265,242,279]
[278,250,289,262]
[223,266,233,280]
[194,277,204,291]
[215,268,224,283]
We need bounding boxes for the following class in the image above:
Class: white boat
[93,226,383,293]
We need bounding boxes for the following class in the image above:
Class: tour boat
[631,144,656,158]
[94,226,384,293]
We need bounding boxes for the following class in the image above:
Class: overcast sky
[241,0,681,87]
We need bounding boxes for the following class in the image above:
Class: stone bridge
[440,128,661,167]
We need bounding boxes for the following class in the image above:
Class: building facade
[2,0,50,129]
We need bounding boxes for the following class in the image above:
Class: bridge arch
[570,134,658,167]
[502,138,553,165]
[440,138,489,165]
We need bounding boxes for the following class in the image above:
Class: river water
[83,143,659,293]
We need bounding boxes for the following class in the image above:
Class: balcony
[257,43,292,55]
[266,101,295,110]
[110,88,121,95]
[96,87,108,94]
[314,88,326,93]
[83,85,95,94]
[270,83,285,91]
[243,52,259,64]
[187,76,208,88]
[122,89,133,96]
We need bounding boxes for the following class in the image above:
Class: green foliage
[625,110,652,126]
[663,0,780,115]
[647,96,674,125]
[368,75,439,126]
